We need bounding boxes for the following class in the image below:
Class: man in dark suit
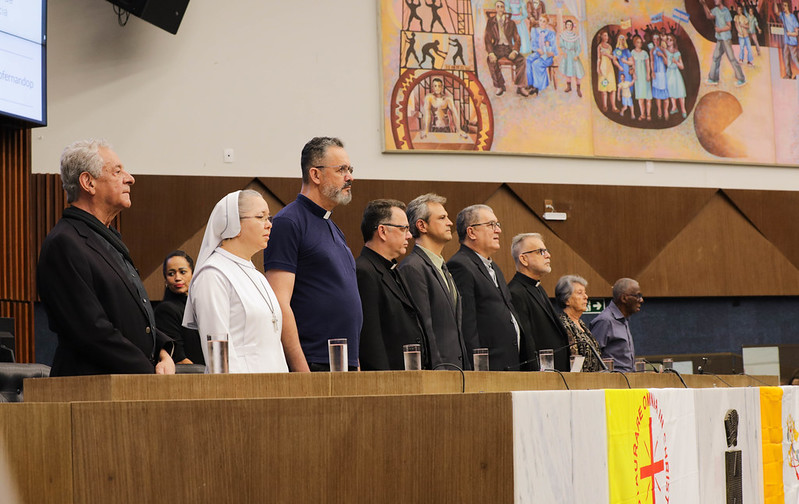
[400,194,469,370]
[37,139,175,376]
[356,199,428,370]
[485,0,528,96]
[508,233,569,371]
[447,204,532,371]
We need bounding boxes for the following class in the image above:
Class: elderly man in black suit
[37,139,174,376]
[400,194,470,370]
[508,233,569,371]
[356,199,428,370]
[447,204,533,371]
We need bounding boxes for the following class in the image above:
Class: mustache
[342,182,353,189]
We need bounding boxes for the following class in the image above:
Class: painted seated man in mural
[526,13,558,95]
[420,77,470,139]
[485,0,529,96]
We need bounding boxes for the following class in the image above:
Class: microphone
[587,342,608,371]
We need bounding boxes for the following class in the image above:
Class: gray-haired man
[400,194,470,370]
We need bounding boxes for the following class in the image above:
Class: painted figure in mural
[420,39,448,68]
[426,0,446,32]
[420,77,469,139]
[618,73,636,118]
[747,6,762,56]
[631,35,652,121]
[774,0,799,79]
[596,30,618,112]
[613,34,633,106]
[485,0,529,96]
[664,34,688,119]
[526,14,558,94]
[526,0,546,32]
[405,0,424,31]
[649,31,669,119]
[507,0,531,54]
[559,19,585,96]
[403,32,420,67]
[702,0,746,86]
[734,5,754,66]
[449,37,466,65]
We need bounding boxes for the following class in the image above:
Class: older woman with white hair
[183,190,288,373]
[554,275,603,372]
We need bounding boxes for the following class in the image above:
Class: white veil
[183,190,242,330]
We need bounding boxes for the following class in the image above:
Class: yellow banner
[606,389,652,504]
[761,387,785,504]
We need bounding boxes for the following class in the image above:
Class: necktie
[440,262,457,303]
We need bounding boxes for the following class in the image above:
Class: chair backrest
[0,364,51,403]
[175,363,206,374]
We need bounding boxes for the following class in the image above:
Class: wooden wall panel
[0,129,34,362]
[506,183,718,283]
[70,394,513,504]
[638,192,799,296]
[485,185,614,297]
[0,403,73,504]
[723,189,799,270]
[29,174,799,300]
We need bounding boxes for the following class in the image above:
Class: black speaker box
[107,0,190,35]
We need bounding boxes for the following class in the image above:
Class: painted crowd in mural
[380,0,799,164]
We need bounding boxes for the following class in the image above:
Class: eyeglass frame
[376,222,410,232]
[240,215,273,224]
[468,220,501,230]
[520,248,550,257]
[313,164,355,176]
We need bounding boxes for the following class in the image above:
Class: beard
[321,181,353,206]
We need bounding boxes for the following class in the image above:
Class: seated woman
[554,275,603,372]
[184,190,288,373]
[154,250,204,365]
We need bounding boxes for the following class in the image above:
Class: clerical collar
[362,246,398,270]
[297,193,332,220]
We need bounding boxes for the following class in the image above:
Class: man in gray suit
[400,194,470,370]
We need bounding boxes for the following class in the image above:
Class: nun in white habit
[183,190,288,373]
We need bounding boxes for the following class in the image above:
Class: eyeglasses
[469,221,501,230]
[378,223,410,232]
[521,248,549,256]
[240,215,273,223]
[626,292,644,300]
[314,165,354,176]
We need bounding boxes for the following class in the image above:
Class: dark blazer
[356,247,428,370]
[447,245,531,371]
[484,12,521,53]
[37,216,171,376]
[508,272,570,371]
[399,246,470,370]
[154,291,204,365]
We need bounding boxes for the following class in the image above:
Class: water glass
[403,344,422,370]
[328,338,348,372]
[602,358,615,372]
[635,358,646,373]
[539,349,554,371]
[473,348,489,371]
[662,358,674,370]
[207,336,229,374]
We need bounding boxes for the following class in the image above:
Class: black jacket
[356,247,428,370]
[447,245,532,371]
[37,214,171,376]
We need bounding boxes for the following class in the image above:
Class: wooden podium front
[1,372,781,503]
